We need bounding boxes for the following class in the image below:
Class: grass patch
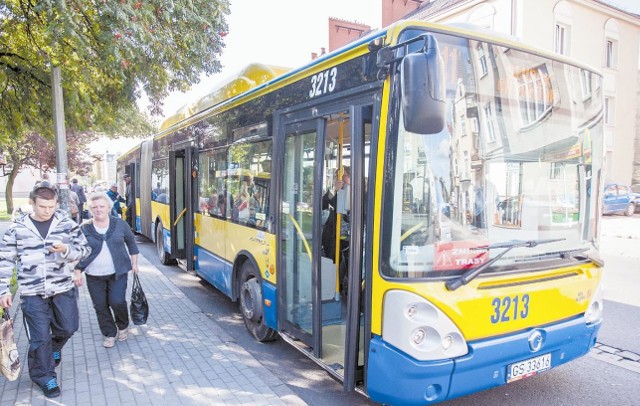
[0,198,29,221]
[0,270,18,318]
[0,197,23,315]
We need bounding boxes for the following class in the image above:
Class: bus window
[199,149,227,217]
[227,138,272,229]
[151,158,169,203]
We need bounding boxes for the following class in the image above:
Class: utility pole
[52,66,69,213]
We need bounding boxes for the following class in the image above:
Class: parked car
[603,183,636,216]
[632,184,640,212]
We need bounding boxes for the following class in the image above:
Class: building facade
[403,0,639,186]
[328,0,640,185]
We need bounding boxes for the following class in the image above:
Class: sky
[602,0,640,14]
[94,0,381,155]
[139,0,382,124]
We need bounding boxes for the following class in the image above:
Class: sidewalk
[0,254,306,406]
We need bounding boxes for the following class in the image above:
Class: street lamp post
[52,66,69,213]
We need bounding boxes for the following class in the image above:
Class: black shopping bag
[0,310,21,381]
[130,274,149,325]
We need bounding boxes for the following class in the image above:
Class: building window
[554,23,570,55]
[580,69,592,100]
[604,97,614,125]
[605,39,616,68]
[460,114,467,135]
[516,64,553,127]
[477,44,488,77]
[483,103,496,143]
[463,151,470,180]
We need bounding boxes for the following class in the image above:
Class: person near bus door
[123,174,134,229]
[106,183,125,218]
[321,166,351,295]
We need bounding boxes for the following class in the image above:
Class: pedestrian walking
[123,174,134,229]
[39,173,56,191]
[74,192,139,349]
[0,186,90,398]
[70,178,87,219]
[68,187,80,223]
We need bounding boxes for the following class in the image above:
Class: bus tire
[156,222,173,265]
[239,261,277,342]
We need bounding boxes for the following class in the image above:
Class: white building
[380,0,640,185]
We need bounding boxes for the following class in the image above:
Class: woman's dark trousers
[85,273,129,337]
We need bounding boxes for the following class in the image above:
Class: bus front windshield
[382,31,604,279]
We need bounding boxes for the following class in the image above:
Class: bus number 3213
[309,67,337,98]
[490,294,530,323]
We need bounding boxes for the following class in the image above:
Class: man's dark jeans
[21,288,79,386]
[85,273,129,337]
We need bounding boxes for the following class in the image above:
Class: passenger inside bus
[248,188,264,227]
[321,166,351,295]
[207,190,221,216]
[235,189,250,223]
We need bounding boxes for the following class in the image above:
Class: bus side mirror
[401,35,446,134]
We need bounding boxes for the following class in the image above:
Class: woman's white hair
[88,192,113,209]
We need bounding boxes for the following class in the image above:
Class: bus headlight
[383,290,468,361]
[585,284,604,324]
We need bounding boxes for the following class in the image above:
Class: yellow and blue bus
[117,20,605,405]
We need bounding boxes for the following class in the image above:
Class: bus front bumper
[366,315,601,405]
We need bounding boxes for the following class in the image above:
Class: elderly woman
[74,192,139,348]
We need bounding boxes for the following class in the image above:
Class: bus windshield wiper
[445,238,566,291]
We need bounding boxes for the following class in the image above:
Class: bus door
[278,99,372,392]
[279,118,321,350]
[125,162,137,232]
[169,143,196,272]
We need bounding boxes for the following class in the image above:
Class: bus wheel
[156,222,172,265]
[624,203,635,217]
[239,261,277,342]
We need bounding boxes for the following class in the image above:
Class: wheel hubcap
[241,278,262,322]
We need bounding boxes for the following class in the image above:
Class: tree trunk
[5,167,18,214]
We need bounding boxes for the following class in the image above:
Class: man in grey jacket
[0,187,90,398]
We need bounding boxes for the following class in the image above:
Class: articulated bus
[117,20,604,405]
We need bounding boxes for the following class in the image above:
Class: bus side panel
[152,201,171,235]
[195,245,233,298]
[135,197,141,233]
[262,280,277,330]
[195,214,229,290]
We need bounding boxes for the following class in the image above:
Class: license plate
[506,353,551,383]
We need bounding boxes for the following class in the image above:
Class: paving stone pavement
[0,254,307,405]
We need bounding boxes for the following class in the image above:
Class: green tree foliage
[0,0,229,210]
[0,0,229,138]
